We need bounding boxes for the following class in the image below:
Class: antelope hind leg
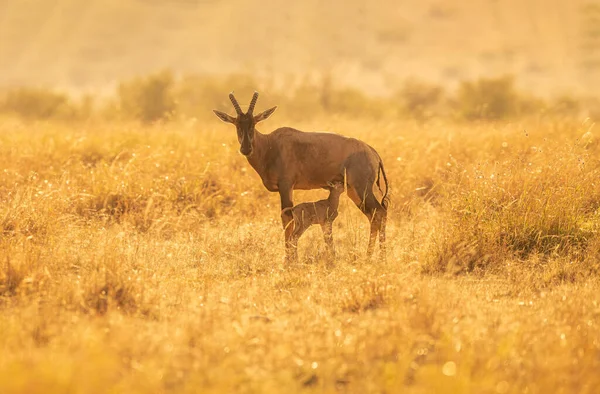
[347,184,386,261]
[378,211,387,262]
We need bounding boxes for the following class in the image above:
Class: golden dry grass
[0,114,599,393]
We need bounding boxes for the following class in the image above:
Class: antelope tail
[376,161,390,209]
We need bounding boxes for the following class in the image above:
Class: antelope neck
[245,129,270,173]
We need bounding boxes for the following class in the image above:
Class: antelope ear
[254,106,277,123]
[213,110,235,124]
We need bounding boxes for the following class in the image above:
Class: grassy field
[0,112,599,393]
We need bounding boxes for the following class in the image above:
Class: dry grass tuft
[341,279,389,313]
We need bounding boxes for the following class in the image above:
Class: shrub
[454,75,522,120]
[327,88,390,118]
[117,70,176,122]
[395,79,445,121]
[1,87,75,120]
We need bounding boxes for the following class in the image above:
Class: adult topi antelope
[213,92,389,263]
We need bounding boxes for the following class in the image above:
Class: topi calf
[282,181,345,259]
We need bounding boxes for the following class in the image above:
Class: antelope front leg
[279,185,297,264]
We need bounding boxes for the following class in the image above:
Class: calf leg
[290,215,309,257]
[279,185,297,264]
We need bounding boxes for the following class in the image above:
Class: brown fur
[214,92,390,263]
[283,182,344,252]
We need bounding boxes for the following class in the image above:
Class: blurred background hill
[0,0,593,96]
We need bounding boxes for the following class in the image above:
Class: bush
[327,88,389,118]
[454,76,522,120]
[117,70,176,122]
[395,79,445,121]
[1,88,76,120]
[1,72,590,124]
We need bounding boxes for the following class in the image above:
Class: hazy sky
[0,0,591,95]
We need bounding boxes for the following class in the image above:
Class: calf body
[283,182,344,258]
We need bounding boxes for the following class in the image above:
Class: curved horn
[229,92,243,115]
[248,91,259,114]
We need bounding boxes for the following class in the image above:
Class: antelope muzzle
[240,136,253,156]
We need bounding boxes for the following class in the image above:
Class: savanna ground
[1,88,600,393]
